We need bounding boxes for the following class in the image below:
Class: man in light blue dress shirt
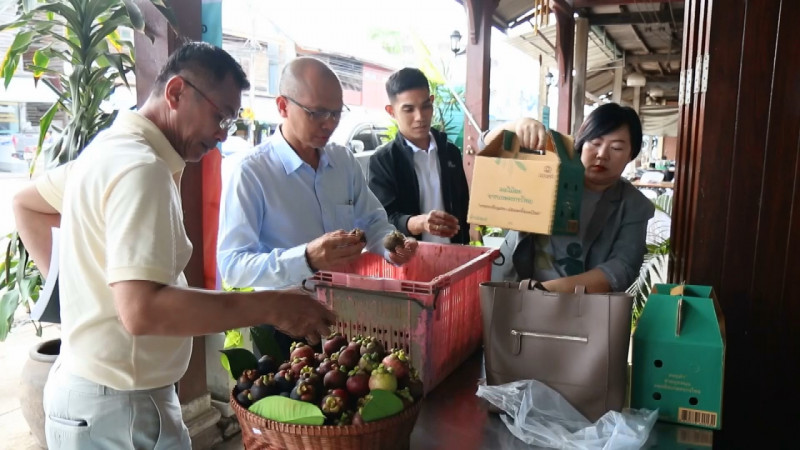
[217,57,418,294]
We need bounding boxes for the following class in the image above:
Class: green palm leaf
[0,0,177,342]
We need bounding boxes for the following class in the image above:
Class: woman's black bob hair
[574,103,643,160]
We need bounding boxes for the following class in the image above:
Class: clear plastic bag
[476,379,658,449]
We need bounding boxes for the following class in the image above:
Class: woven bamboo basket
[230,389,423,450]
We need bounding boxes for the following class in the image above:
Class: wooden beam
[625,53,682,64]
[553,0,575,133]
[453,0,506,30]
[573,17,589,133]
[586,9,678,26]
[612,66,623,103]
[461,0,498,186]
[620,5,653,54]
[575,0,682,7]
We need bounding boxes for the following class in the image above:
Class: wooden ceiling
[460,0,684,104]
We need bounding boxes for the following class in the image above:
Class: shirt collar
[404,132,437,154]
[272,125,334,174]
[114,110,185,174]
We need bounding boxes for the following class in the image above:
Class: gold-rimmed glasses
[181,77,239,135]
[284,96,350,122]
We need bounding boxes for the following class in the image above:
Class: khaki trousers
[43,358,191,450]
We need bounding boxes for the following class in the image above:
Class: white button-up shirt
[217,128,396,289]
[405,133,450,244]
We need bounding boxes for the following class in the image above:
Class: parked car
[0,133,27,173]
[0,131,55,173]
[330,111,393,153]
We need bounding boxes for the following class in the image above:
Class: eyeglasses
[284,96,349,122]
[181,77,239,135]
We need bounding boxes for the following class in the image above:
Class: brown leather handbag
[480,280,633,422]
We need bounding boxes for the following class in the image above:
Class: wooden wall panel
[672,0,699,280]
[744,0,800,439]
[662,136,677,160]
[704,0,767,442]
[783,0,800,374]
[682,0,709,282]
[675,0,800,444]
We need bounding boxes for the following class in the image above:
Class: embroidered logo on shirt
[447,161,457,169]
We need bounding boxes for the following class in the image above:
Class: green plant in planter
[0,0,176,341]
[380,35,466,148]
[0,232,43,339]
[627,193,673,326]
[383,79,466,146]
[469,225,505,246]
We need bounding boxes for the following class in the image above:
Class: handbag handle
[517,280,587,295]
[518,279,548,291]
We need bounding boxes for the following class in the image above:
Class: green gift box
[631,284,726,430]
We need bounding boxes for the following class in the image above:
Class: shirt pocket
[334,204,355,230]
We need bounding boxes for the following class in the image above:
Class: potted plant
[470,225,506,248]
[0,1,175,446]
[627,193,672,325]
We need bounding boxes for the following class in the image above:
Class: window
[351,126,377,151]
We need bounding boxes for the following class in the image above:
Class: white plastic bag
[476,379,658,449]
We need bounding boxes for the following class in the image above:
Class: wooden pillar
[539,60,549,126]
[572,17,589,134]
[461,0,498,186]
[612,67,623,103]
[552,0,574,134]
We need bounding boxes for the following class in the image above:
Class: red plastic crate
[312,242,499,394]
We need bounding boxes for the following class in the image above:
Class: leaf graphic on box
[249,396,325,425]
[514,161,527,171]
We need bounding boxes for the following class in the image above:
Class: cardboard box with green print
[631,284,726,430]
[467,129,584,235]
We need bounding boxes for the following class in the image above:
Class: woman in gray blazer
[489,103,655,293]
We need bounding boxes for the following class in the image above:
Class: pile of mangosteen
[233,333,423,426]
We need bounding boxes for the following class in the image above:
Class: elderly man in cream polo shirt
[12,42,336,450]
